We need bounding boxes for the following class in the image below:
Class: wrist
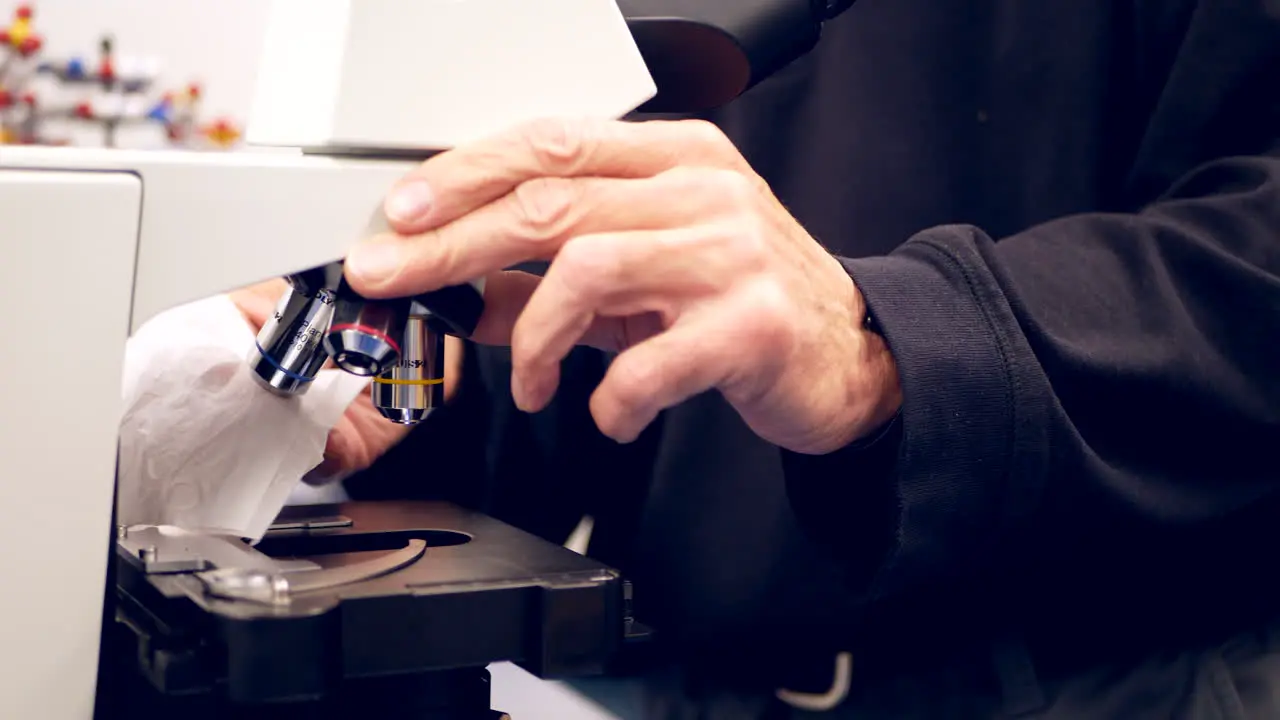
[798,282,903,455]
[833,283,902,449]
[857,320,903,435]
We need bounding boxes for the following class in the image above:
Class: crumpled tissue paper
[117,294,370,541]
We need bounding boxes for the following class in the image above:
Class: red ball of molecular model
[0,3,241,148]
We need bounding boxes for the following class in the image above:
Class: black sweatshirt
[349,0,1280,690]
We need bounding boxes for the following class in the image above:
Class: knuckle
[742,281,795,339]
[510,177,579,243]
[678,118,736,157]
[723,213,772,267]
[658,165,759,217]
[553,235,618,296]
[608,357,657,412]
[655,163,705,186]
[521,116,595,173]
[416,227,463,278]
[717,167,759,206]
[654,165,718,203]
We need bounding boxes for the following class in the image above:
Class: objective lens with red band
[322,287,409,377]
[327,323,402,355]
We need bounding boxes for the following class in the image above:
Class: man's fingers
[461,268,627,352]
[379,117,748,235]
[508,227,744,410]
[228,278,288,332]
[348,166,744,298]
[589,315,734,443]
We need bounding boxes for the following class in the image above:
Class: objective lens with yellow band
[372,314,445,425]
[373,376,444,387]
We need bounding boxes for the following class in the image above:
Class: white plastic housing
[0,169,140,720]
[247,0,658,151]
[0,145,416,719]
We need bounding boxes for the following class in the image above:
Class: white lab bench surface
[488,663,628,719]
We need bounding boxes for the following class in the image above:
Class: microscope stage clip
[117,525,319,576]
[198,538,427,606]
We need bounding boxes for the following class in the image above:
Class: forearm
[784,149,1280,600]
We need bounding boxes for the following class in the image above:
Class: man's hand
[344,118,901,454]
[229,280,463,480]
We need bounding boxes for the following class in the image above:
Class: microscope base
[102,621,509,720]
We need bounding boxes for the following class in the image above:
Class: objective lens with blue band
[247,282,336,396]
[252,341,315,385]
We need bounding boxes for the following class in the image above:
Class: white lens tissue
[116,294,370,541]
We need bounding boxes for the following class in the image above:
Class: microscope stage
[107,501,634,714]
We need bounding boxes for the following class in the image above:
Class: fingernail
[346,241,401,285]
[385,179,434,225]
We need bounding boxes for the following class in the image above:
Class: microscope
[0,1,857,718]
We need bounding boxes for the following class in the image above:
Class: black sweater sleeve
[784,3,1280,602]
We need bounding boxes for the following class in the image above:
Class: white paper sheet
[117,294,369,540]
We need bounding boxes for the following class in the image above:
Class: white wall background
[18,0,270,147]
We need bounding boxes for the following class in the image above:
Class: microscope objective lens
[323,291,409,377]
[372,314,445,424]
[248,284,336,396]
